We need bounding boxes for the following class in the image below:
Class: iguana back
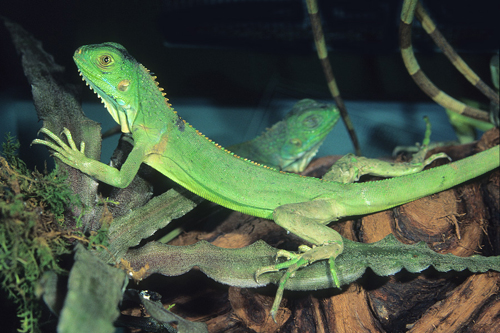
[70,42,499,222]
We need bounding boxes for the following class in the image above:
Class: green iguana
[103,98,339,173]
[229,99,339,172]
[158,99,338,243]
[33,43,500,320]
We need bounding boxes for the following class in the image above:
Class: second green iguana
[104,98,340,173]
[33,43,500,319]
[229,99,339,172]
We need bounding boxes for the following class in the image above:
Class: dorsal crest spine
[140,62,289,174]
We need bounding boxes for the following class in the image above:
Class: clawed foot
[32,127,87,167]
[393,117,452,166]
[323,118,451,183]
[255,242,342,322]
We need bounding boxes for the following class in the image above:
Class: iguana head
[280,99,340,172]
[73,42,142,133]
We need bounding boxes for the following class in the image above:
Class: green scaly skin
[229,99,339,172]
[158,101,338,243]
[102,98,338,173]
[33,43,500,320]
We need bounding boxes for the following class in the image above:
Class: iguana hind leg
[256,198,345,321]
[255,117,451,321]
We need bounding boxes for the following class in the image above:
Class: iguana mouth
[281,140,323,172]
[78,69,131,133]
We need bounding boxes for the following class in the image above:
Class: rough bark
[157,128,499,332]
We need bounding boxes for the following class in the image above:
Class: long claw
[38,128,67,148]
[254,252,301,282]
[32,138,67,156]
[254,266,279,282]
[270,268,292,323]
[32,127,87,168]
[256,242,343,322]
[62,127,78,151]
[328,257,340,288]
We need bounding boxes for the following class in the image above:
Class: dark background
[0,2,497,330]
[0,0,498,166]
[0,0,497,105]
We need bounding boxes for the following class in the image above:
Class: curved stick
[415,2,498,105]
[306,0,362,155]
[399,0,489,122]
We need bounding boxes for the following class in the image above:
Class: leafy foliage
[0,134,79,332]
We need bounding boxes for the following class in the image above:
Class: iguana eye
[98,55,113,66]
[302,115,320,128]
[290,138,302,147]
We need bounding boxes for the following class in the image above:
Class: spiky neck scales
[74,43,290,175]
[68,43,500,222]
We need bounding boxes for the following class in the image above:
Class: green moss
[0,134,81,332]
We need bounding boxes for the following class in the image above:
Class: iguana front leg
[33,127,144,188]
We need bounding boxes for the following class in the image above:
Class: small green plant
[0,134,81,332]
